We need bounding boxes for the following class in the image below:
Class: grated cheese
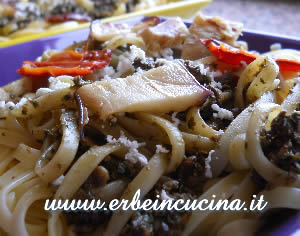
[211,104,234,120]
[106,131,140,149]
[190,60,210,76]
[136,67,144,75]
[36,88,53,97]
[49,75,74,90]
[208,70,223,78]
[210,78,222,89]
[5,101,15,110]
[125,149,148,166]
[160,48,173,60]
[106,131,148,166]
[0,101,7,115]
[205,150,214,178]
[155,145,169,154]
[116,45,149,76]
[14,97,28,109]
[116,45,154,77]
[129,45,147,63]
[155,58,171,65]
[0,101,18,115]
[98,66,116,81]
[116,54,134,76]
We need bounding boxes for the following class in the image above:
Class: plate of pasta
[0,13,300,236]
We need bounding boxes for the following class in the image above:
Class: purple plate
[0,16,299,236]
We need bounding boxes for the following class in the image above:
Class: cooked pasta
[0,13,299,236]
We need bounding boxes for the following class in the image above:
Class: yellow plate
[0,0,211,48]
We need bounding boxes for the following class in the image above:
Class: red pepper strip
[18,64,91,78]
[47,50,112,62]
[46,13,91,23]
[199,39,300,73]
[275,58,300,72]
[199,39,258,65]
[17,49,112,78]
[48,50,83,61]
[28,60,108,68]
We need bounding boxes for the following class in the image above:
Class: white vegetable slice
[91,21,130,42]
[189,12,243,46]
[78,61,211,119]
[139,17,189,51]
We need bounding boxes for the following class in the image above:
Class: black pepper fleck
[22,107,28,115]
[30,100,39,108]
[63,94,72,101]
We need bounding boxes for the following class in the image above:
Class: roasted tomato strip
[275,58,300,72]
[17,49,112,78]
[46,13,91,23]
[200,39,300,73]
[200,39,258,65]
